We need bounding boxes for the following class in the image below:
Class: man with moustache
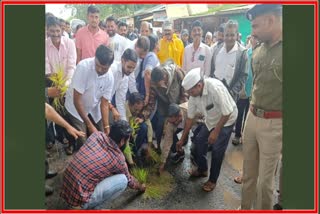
[241,4,283,210]
[106,16,129,63]
[177,68,237,192]
[211,24,225,54]
[46,16,76,88]
[157,20,184,67]
[64,45,119,152]
[182,20,212,77]
[75,5,109,64]
[127,23,138,41]
[210,20,248,102]
[110,49,138,121]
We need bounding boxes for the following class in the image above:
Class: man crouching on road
[60,120,146,209]
[177,68,238,192]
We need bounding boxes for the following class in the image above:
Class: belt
[250,105,282,119]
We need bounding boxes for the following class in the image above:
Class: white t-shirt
[214,43,238,85]
[183,42,212,77]
[187,78,238,130]
[65,57,114,123]
[109,33,130,62]
[110,62,130,121]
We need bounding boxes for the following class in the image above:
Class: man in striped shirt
[61,120,146,209]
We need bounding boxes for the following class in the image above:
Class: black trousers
[194,123,234,183]
[235,98,250,138]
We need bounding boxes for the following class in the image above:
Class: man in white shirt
[110,48,138,121]
[106,16,129,63]
[177,68,238,192]
[182,20,212,77]
[210,20,248,102]
[64,45,119,152]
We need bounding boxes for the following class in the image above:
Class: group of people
[45,4,283,210]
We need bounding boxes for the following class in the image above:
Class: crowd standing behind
[45,4,283,210]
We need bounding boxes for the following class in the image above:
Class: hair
[218,24,225,33]
[122,48,138,63]
[109,120,132,145]
[65,21,70,25]
[106,16,117,24]
[99,21,106,28]
[95,45,114,66]
[225,20,238,31]
[148,34,159,52]
[168,103,181,117]
[76,24,83,31]
[151,66,164,83]
[181,29,189,36]
[136,36,150,52]
[59,18,66,24]
[191,20,203,29]
[118,21,127,28]
[46,16,61,28]
[141,21,152,30]
[128,92,144,105]
[87,5,100,14]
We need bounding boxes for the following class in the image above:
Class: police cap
[246,4,282,21]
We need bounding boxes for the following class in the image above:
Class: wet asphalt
[45,132,280,210]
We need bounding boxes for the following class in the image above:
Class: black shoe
[46,171,58,179]
[45,185,54,196]
[273,203,283,210]
[171,151,185,164]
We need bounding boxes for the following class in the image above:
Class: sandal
[188,169,208,177]
[202,181,216,192]
[234,176,242,184]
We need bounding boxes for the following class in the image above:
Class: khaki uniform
[241,41,283,210]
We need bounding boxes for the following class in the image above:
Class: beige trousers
[241,110,282,210]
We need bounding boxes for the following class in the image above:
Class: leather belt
[250,105,282,119]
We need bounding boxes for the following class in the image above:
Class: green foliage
[149,148,161,164]
[143,171,174,200]
[131,167,148,183]
[48,67,68,113]
[64,4,157,22]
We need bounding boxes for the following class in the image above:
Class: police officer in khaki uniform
[240,4,283,210]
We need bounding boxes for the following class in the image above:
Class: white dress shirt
[65,57,114,123]
[182,42,212,77]
[110,62,130,121]
[109,33,129,62]
[214,43,238,85]
[187,78,238,130]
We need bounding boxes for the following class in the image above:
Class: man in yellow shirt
[157,20,184,67]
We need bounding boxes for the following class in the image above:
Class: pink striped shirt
[75,25,109,61]
[45,36,77,85]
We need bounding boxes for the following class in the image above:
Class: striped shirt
[60,132,139,207]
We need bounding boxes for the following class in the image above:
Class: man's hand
[112,109,121,121]
[208,129,220,145]
[66,126,85,140]
[176,140,183,152]
[104,126,110,136]
[135,117,144,124]
[48,87,61,98]
[144,95,149,106]
[88,123,98,135]
[139,183,146,192]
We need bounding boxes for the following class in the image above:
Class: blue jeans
[194,124,234,183]
[82,174,128,209]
